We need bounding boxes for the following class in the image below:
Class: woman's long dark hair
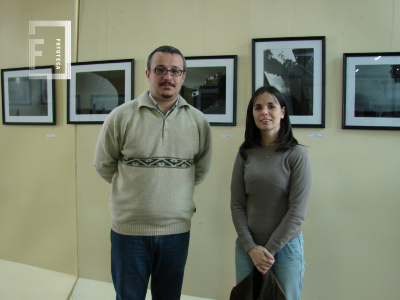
[239,86,299,160]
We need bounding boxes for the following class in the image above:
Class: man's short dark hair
[147,46,186,71]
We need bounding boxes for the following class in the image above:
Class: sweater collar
[138,90,190,109]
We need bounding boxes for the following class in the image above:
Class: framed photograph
[67,59,134,124]
[180,55,237,126]
[1,66,55,125]
[343,52,400,130]
[252,37,325,128]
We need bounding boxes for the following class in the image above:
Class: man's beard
[161,93,173,99]
[159,82,175,99]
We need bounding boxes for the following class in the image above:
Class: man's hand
[248,246,275,275]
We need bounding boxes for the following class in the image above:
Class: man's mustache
[159,82,175,87]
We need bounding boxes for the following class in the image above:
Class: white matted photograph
[180,55,237,126]
[1,66,55,125]
[253,37,325,128]
[67,59,134,124]
[343,52,400,130]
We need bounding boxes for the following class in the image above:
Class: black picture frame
[252,37,325,128]
[1,66,56,125]
[67,59,134,124]
[180,55,237,126]
[343,52,400,130]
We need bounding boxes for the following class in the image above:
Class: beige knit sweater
[94,91,212,236]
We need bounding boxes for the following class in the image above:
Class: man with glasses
[94,45,212,300]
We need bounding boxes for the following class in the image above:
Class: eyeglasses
[151,67,184,76]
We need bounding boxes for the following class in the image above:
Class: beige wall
[0,0,78,276]
[1,0,400,299]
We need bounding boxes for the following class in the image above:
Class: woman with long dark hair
[231,86,312,299]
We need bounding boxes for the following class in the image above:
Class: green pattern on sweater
[121,156,194,168]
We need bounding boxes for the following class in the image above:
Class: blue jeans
[111,230,190,300]
[235,233,305,300]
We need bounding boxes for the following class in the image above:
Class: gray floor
[70,278,213,300]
